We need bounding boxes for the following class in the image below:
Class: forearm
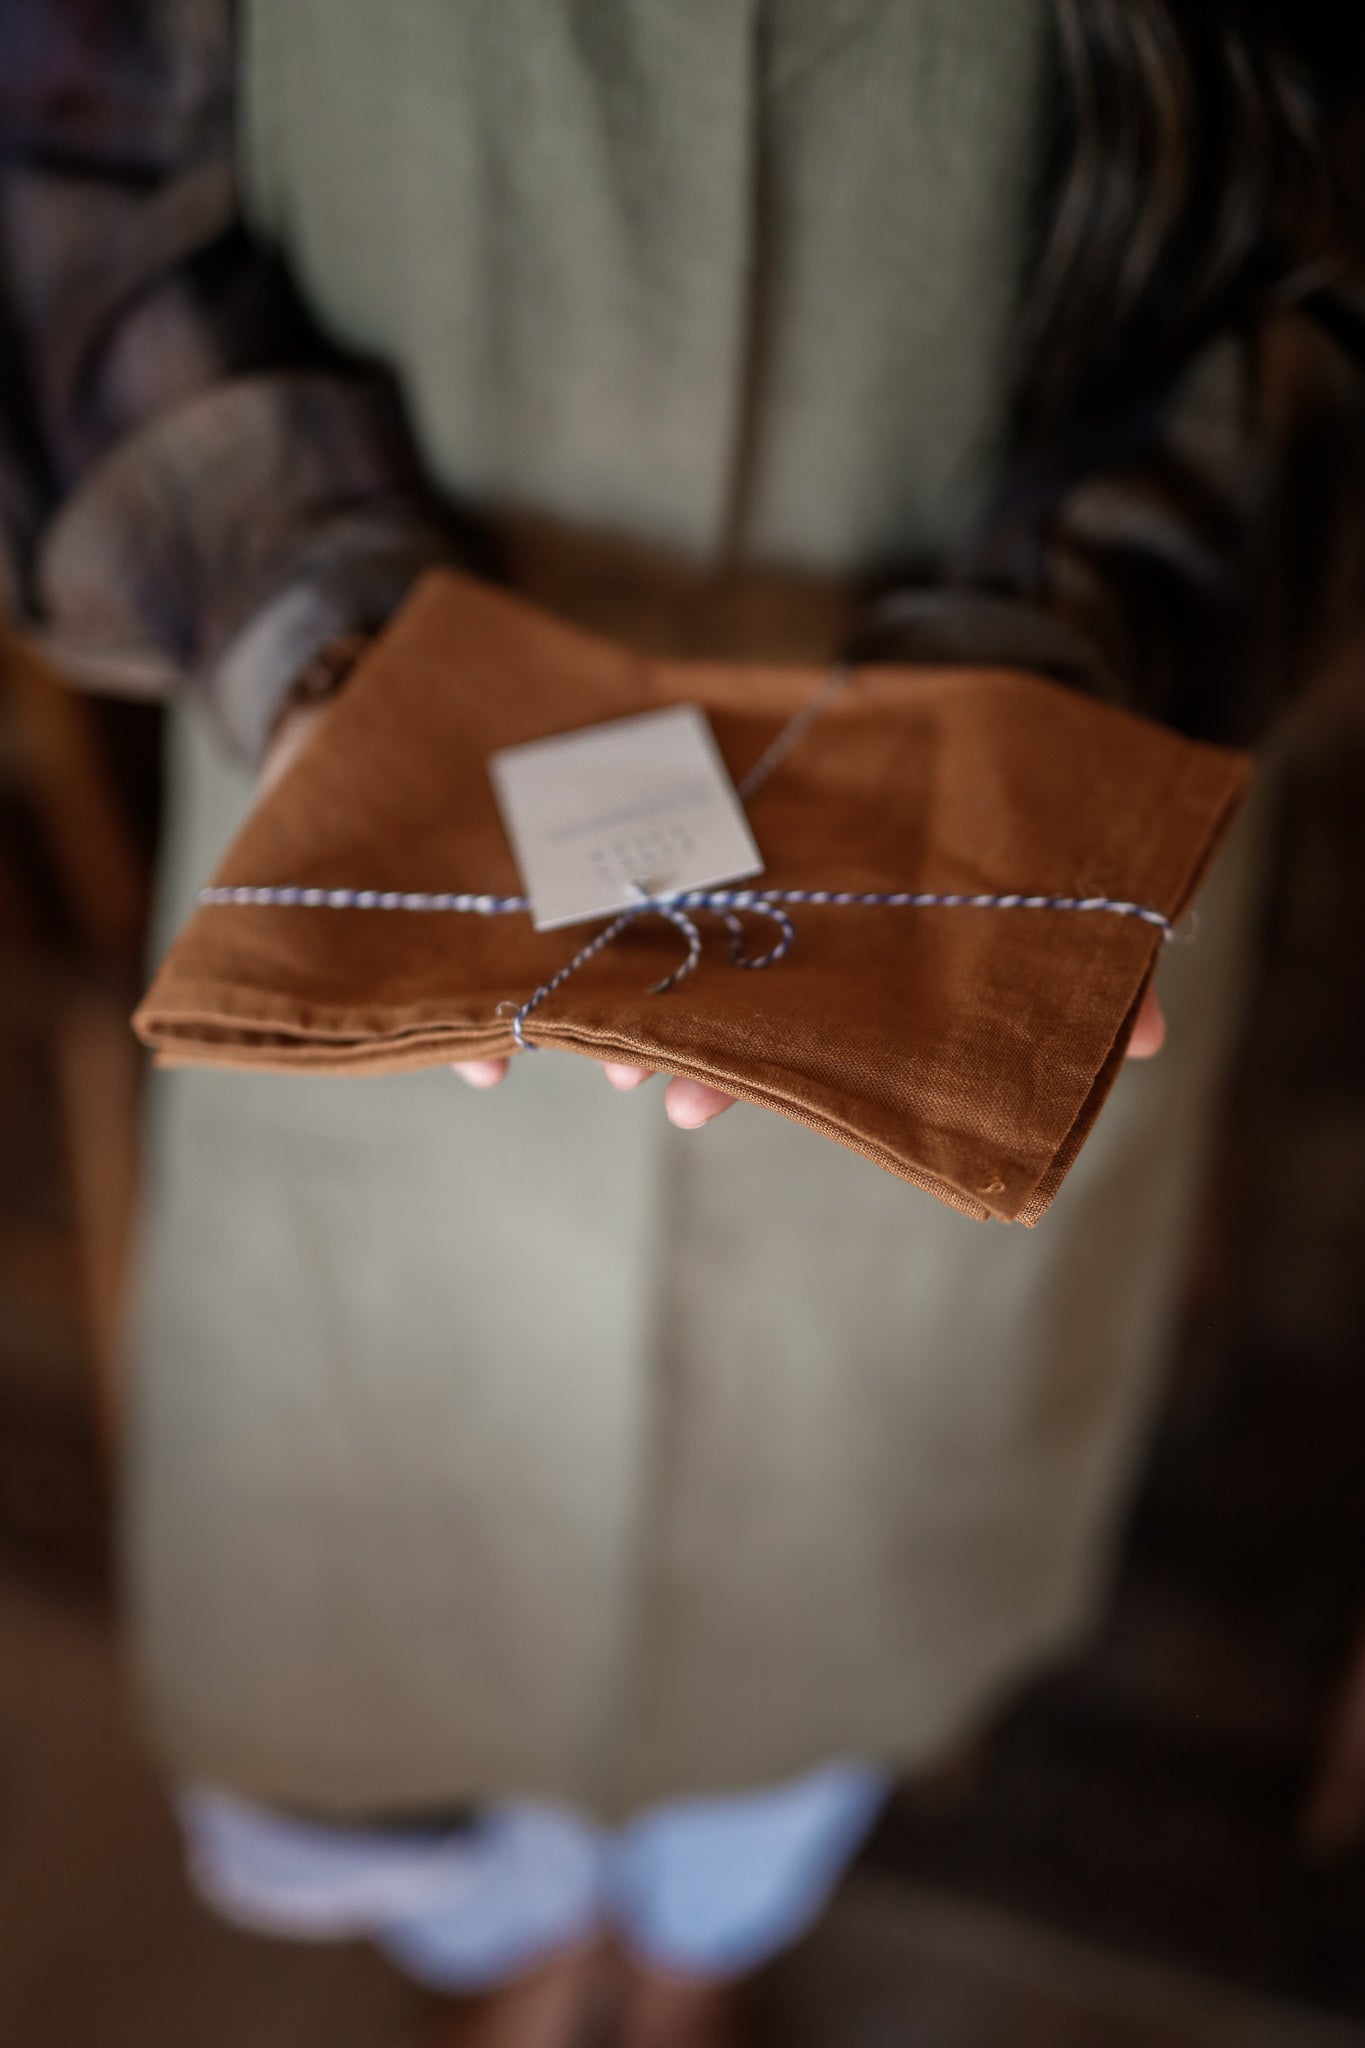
[33,370,458,757]
[0,0,458,759]
[852,306,1365,748]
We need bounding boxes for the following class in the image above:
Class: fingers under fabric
[664,1076,737,1129]
[452,1058,509,1088]
[1125,986,1167,1060]
[601,1062,654,1090]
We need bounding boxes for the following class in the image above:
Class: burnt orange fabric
[135,570,1250,1223]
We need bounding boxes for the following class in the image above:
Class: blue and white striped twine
[198,665,1172,1051]
[195,881,1171,1052]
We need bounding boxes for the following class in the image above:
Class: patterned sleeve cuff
[847,586,1121,703]
[32,370,465,755]
[212,586,374,766]
[207,504,455,762]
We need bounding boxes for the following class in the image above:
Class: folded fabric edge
[1015,967,1156,1227]
[131,902,1176,1224]
[1015,759,1254,1225]
[138,1017,1003,1222]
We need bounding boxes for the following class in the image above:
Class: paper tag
[490,705,763,931]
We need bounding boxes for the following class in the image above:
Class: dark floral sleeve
[853,301,1365,748]
[0,0,458,759]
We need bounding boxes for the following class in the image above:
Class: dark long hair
[1022,0,1364,440]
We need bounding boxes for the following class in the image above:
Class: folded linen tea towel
[135,570,1250,1223]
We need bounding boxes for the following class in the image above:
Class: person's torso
[240,0,1046,580]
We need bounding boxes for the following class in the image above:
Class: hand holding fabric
[141,570,1247,1224]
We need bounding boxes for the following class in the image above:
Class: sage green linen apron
[124,0,1267,1817]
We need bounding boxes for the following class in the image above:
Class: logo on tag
[490,706,763,931]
